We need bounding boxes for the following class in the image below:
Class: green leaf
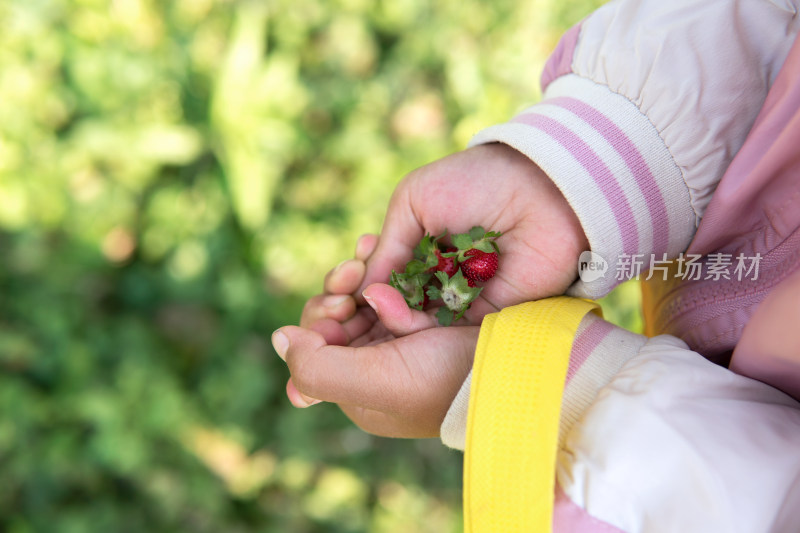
[405,259,428,276]
[426,286,441,300]
[434,271,450,285]
[389,270,402,291]
[469,226,485,240]
[436,306,453,326]
[413,234,435,260]
[451,233,473,250]
[473,241,494,253]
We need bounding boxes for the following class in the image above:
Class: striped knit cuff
[469,74,695,299]
[440,313,646,451]
[558,313,647,448]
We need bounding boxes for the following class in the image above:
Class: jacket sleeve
[469,0,800,298]
[554,326,800,533]
[447,310,800,532]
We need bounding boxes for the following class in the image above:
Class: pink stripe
[512,113,639,254]
[566,319,614,384]
[549,97,670,254]
[541,23,582,91]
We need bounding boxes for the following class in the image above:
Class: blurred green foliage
[0,0,625,531]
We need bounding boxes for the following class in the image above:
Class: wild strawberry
[389,225,502,325]
[460,249,499,283]
[430,246,458,277]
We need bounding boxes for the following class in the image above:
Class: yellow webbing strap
[463,297,598,532]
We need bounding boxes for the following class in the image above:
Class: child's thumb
[356,188,425,302]
[362,283,438,336]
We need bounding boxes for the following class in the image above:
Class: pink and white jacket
[442,0,800,530]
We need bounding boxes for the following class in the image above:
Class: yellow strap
[463,297,598,533]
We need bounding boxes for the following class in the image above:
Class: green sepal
[426,285,441,300]
[436,306,454,326]
[468,226,486,241]
[473,240,495,253]
[389,269,429,310]
[414,231,449,269]
[434,270,450,286]
[405,259,428,276]
[413,234,435,261]
[455,227,504,259]
[451,232,473,251]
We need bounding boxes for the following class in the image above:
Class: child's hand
[276,235,478,437]
[275,144,588,437]
[356,143,587,323]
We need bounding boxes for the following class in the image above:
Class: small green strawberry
[389,270,431,310]
[425,270,482,325]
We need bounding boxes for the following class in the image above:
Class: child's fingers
[307,317,350,346]
[362,283,438,337]
[286,378,322,408]
[355,233,379,262]
[308,308,379,347]
[300,294,357,328]
[340,306,380,346]
[323,259,366,295]
[273,326,411,411]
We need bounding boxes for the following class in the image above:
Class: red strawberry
[460,249,498,283]
[430,246,458,277]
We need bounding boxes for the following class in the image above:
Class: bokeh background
[0,0,639,531]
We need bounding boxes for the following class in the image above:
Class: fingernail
[362,292,378,312]
[271,330,289,361]
[296,393,322,408]
[323,294,349,309]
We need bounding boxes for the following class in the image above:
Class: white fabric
[558,334,800,533]
[440,371,471,450]
[573,0,800,217]
[558,314,646,448]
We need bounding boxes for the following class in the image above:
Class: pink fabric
[541,23,583,91]
[511,113,639,254]
[548,97,671,253]
[643,34,800,373]
[553,484,625,533]
[566,318,614,384]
